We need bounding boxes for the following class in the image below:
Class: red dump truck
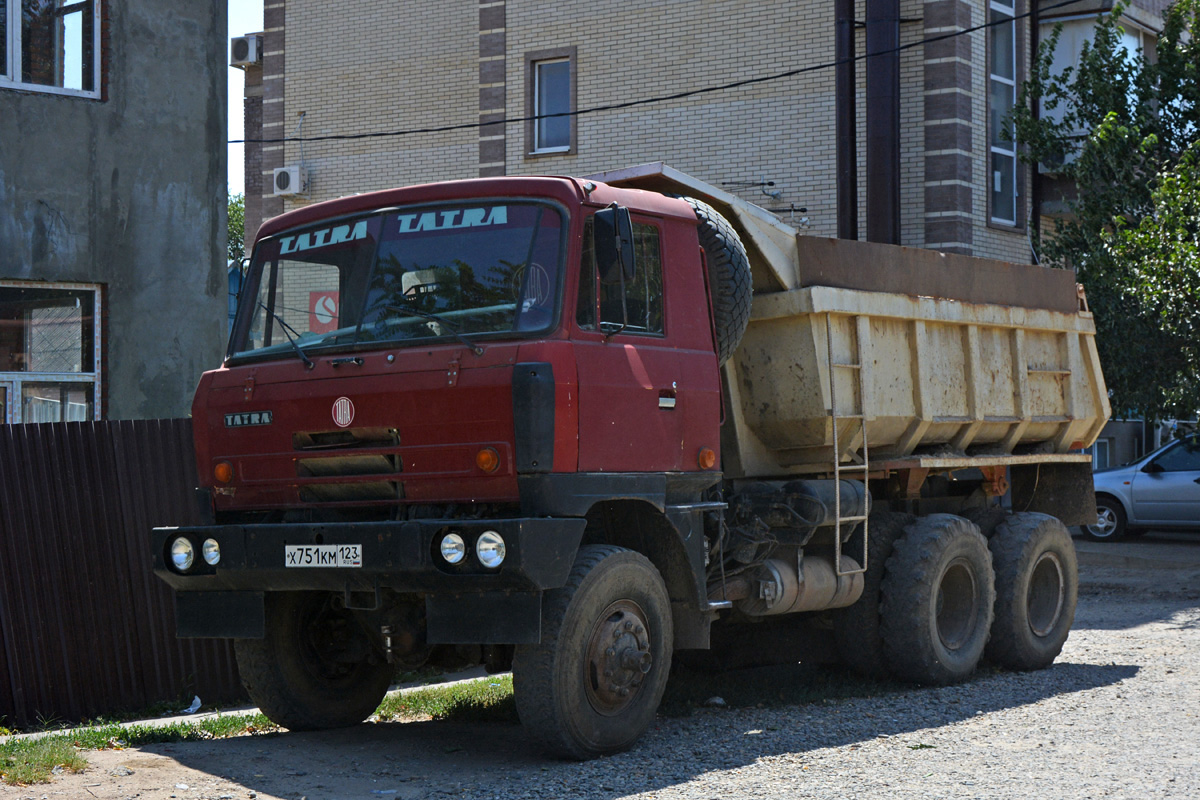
[153,163,1109,758]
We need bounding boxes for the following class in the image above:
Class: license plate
[285,544,362,568]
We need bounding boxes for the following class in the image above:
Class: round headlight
[170,537,195,571]
[202,538,221,566]
[476,531,506,569]
[440,532,466,564]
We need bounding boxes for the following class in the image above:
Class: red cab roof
[254,175,694,243]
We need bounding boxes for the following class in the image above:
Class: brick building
[235,0,1167,264]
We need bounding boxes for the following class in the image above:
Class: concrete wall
[0,1,228,419]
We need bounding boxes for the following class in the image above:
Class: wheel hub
[1088,507,1117,537]
[584,600,653,716]
[935,558,979,651]
[1026,551,1065,637]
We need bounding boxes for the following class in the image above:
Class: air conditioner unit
[273,165,308,196]
[230,35,262,67]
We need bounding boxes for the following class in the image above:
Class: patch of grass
[394,665,447,686]
[0,713,281,786]
[661,662,899,716]
[66,712,281,751]
[0,738,87,785]
[375,675,517,724]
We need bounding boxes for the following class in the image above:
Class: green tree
[1111,143,1200,408]
[228,192,245,264]
[1012,0,1199,419]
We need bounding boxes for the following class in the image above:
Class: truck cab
[202,177,720,518]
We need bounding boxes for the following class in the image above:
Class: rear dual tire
[880,515,995,685]
[986,512,1077,671]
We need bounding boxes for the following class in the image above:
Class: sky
[228,0,265,197]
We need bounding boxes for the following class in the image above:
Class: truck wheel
[513,545,673,760]
[233,592,393,731]
[681,197,752,365]
[986,512,1078,671]
[880,514,995,685]
[832,511,914,677]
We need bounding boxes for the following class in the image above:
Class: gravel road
[7,537,1199,800]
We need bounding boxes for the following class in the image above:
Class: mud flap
[425,591,542,644]
[176,591,265,638]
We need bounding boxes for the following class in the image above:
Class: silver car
[1084,434,1200,541]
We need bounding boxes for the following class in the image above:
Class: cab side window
[577,217,664,335]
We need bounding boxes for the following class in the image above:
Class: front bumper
[152,517,585,643]
[151,517,586,594]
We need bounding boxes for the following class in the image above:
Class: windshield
[229,201,566,360]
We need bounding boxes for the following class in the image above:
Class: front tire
[513,545,673,760]
[986,513,1078,671]
[233,592,393,731]
[880,515,995,685]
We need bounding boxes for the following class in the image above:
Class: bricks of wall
[280,0,479,211]
[267,0,1033,261]
[923,0,976,255]
[261,0,285,222]
[479,0,507,178]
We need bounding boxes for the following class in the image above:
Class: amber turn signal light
[476,447,500,473]
[213,461,234,484]
[698,447,717,470]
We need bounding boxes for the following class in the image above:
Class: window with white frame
[1,0,101,98]
[989,0,1018,225]
[0,283,102,424]
[1088,438,1111,469]
[527,50,573,154]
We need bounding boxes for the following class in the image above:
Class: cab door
[573,215,686,473]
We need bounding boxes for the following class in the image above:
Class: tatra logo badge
[332,396,355,428]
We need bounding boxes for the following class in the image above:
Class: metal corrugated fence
[0,419,245,728]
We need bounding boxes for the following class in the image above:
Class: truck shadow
[142,660,1136,800]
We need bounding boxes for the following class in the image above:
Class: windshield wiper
[259,302,315,369]
[385,305,484,356]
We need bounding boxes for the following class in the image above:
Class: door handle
[658,382,677,410]
[1193,477,1200,485]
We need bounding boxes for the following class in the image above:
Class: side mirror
[594,204,635,286]
[1142,461,1165,474]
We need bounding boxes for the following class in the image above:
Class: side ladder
[826,312,869,577]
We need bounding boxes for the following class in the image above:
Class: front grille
[296,454,400,477]
[293,428,400,451]
[299,481,405,503]
[292,427,404,502]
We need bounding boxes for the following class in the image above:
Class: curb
[0,666,491,745]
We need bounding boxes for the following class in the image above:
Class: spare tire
[681,197,752,365]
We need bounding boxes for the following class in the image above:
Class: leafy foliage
[1112,143,1200,407]
[1012,0,1199,419]
[228,192,246,264]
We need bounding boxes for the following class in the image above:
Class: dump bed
[588,163,1111,479]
